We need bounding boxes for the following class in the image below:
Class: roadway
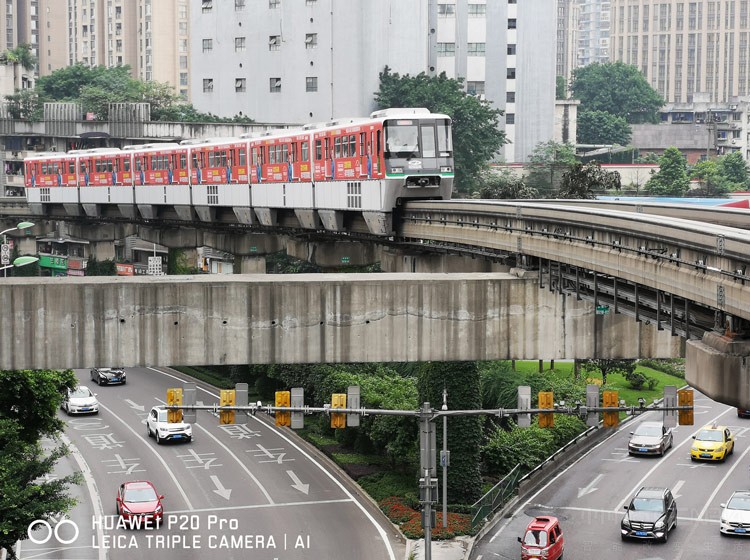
[19,367,403,560]
[471,393,750,560]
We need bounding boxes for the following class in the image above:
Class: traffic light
[219,389,236,425]
[602,390,619,427]
[538,391,554,428]
[677,389,694,426]
[331,393,346,429]
[275,390,291,427]
[167,388,183,423]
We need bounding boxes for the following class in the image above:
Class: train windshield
[384,119,452,158]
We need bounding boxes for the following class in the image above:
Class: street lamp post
[0,255,39,273]
[1,221,35,277]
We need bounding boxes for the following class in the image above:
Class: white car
[720,490,750,536]
[62,386,99,415]
[146,406,192,444]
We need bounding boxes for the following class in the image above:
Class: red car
[116,481,164,526]
[519,516,565,560]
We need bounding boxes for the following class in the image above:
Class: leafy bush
[482,422,556,475]
[624,371,648,389]
[638,359,685,379]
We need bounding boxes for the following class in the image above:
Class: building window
[179,39,187,53]
[467,81,485,95]
[507,68,516,79]
[468,4,486,17]
[507,44,516,55]
[180,73,188,86]
[506,113,515,124]
[201,0,212,13]
[270,78,281,92]
[506,91,515,103]
[179,5,187,19]
[508,19,517,29]
[235,0,246,9]
[305,33,317,48]
[306,0,317,4]
[203,78,214,92]
[306,76,318,92]
[202,38,212,52]
[235,78,246,92]
[180,55,188,69]
[467,43,485,56]
[235,37,246,52]
[438,4,455,17]
[437,42,455,56]
[178,22,187,35]
[269,35,280,51]
[269,0,280,8]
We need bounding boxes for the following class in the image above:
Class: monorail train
[24,108,454,236]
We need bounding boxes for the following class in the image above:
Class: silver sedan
[628,421,673,456]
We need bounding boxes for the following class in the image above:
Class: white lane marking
[671,479,686,499]
[614,406,735,513]
[97,401,193,510]
[169,497,354,514]
[210,475,232,500]
[147,366,396,560]
[287,470,310,495]
[577,473,604,498]
[153,395,274,504]
[123,399,145,412]
[697,441,750,519]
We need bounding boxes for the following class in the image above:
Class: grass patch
[171,366,235,389]
[332,453,390,466]
[358,471,418,503]
[297,429,338,447]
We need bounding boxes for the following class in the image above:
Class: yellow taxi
[690,424,735,462]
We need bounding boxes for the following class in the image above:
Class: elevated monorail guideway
[399,199,750,410]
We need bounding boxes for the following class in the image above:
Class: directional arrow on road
[124,399,145,412]
[210,475,232,500]
[287,470,309,495]
[577,473,604,498]
[672,479,685,499]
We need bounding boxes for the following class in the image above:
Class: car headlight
[159,426,168,432]
[622,517,630,528]
[154,505,162,513]
[120,504,131,514]
[655,518,665,529]
[440,166,452,173]
[390,167,403,174]
[721,518,728,524]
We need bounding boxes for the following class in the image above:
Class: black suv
[621,486,677,542]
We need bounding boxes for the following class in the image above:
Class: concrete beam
[686,332,750,409]
[286,239,378,268]
[379,246,511,273]
[136,226,284,255]
[0,273,682,370]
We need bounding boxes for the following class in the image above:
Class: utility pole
[441,389,449,528]
[419,402,437,560]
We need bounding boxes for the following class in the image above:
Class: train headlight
[440,166,452,173]
[390,167,404,174]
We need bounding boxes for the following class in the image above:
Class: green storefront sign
[39,254,68,271]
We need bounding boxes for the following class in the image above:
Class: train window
[360,133,366,156]
[315,139,322,160]
[220,151,227,168]
[301,142,309,161]
[268,146,275,164]
[334,137,342,158]
[41,163,47,174]
[179,154,187,168]
[68,161,75,173]
[123,158,131,171]
[384,122,419,156]
[239,148,247,166]
[282,144,289,164]
[349,135,356,158]
[437,119,453,156]
[421,124,436,158]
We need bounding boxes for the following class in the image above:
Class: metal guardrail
[470,464,521,529]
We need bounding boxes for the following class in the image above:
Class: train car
[25,108,454,235]
[25,151,79,211]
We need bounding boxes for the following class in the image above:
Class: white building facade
[190,0,556,163]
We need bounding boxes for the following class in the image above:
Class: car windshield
[70,387,91,398]
[727,496,750,511]
[634,425,662,437]
[523,529,548,547]
[632,497,664,512]
[124,487,157,503]
[696,429,723,442]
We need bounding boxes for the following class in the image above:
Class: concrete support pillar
[286,238,378,269]
[686,332,750,409]
[238,255,266,274]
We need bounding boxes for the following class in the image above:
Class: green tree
[570,62,664,123]
[3,89,42,120]
[0,43,36,71]
[690,159,727,196]
[472,168,538,199]
[577,110,631,146]
[580,359,636,385]
[375,66,507,195]
[635,152,660,164]
[718,151,749,190]
[645,147,690,196]
[558,161,621,199]
[85,256,117,276]
[418,362,482,504]
[525,141,578,197]
[556,76,567,100]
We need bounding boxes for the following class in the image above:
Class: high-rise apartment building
[611,0,750,104]
[191,0,555,163]
[557,0,580,89]
[577,0,610,67]
[35,1,190,100]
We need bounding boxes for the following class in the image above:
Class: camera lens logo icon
[27,517,79,545]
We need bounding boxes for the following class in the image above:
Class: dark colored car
[738,408,750,419]
[91,367,126,386]
[518,516,565,560]
[628,421,673,456]
[621,486,677,542]
[116,480,164,526]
